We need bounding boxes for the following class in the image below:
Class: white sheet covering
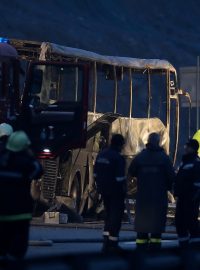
[87,112,169,156]
[40,42,176,72]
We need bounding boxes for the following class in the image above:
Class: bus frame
[10,39,191,215]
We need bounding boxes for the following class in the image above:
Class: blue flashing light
[0,37,9,43]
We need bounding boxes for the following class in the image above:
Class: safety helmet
[0,123,13,138]
[6,131,31,152]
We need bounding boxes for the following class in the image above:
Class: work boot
[136,238,149,252]
[101,235,109,253]
[106,239,123,253]
[189,238,200,249]
[179,240,189,250]
[104,238,123,253]
[149,238,161,251]
[136,243,148,252]
[149,242,161,251]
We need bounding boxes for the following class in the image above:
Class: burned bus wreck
[8,39,190,216]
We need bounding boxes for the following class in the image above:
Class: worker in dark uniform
[94,134,126,252]
[0,131,43,259]
[0,123,13,152]
[128,133,175,250]
[174,139,200,249]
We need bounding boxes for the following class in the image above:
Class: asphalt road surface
[26,223,178,258]
[2,224,198,270]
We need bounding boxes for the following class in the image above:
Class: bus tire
[70,174,81,212]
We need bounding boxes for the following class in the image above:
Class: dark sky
[0,0,199,68]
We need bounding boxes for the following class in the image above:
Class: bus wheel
[70,174,81,212]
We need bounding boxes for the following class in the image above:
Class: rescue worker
[128,133,175,250]
[174,139,200,249]
[0,131,42,259]
[193,130,200,156]
[0,123,13,152]
[94,134,126,252]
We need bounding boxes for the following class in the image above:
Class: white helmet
[0,123,13,138]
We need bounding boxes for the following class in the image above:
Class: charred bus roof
[9,38,176,73]
[43,42,176,72]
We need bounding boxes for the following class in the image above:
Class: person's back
[175,151,200,200]
[94,134,126,252]
[131,144,173,202]
[0,149,41,217]
[128,133,175,249]
[0,131,42,259]
[94,147,125,196]
[175,139,200,248]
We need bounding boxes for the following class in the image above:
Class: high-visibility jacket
[193,130,200,156]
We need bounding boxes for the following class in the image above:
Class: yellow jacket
[193,130,200,156]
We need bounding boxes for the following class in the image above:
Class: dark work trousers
[0,220,30,258]
[102,192,125,239]
[175,198,200,244]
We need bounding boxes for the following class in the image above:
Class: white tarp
[87,112,169,156]
[40,42,176,72]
